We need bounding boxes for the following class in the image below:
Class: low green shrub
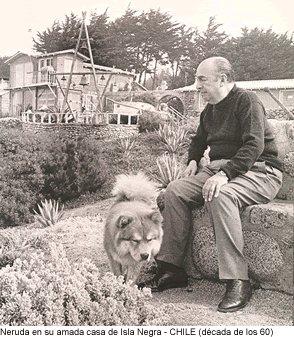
[135,92,157,107]
[0,128,108,227]
[0,117,22,129]
[0,232,170,325]
[84,133,166,202]
[40,135,108,203]
[138,111,166,133]
[0,131,45,227]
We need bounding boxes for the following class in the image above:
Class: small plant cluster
[34,199,64,227]
[116,136,137,160]
[157,123,189,154]
[0,232,170,325]
[0,117,22,129]
[153,119,196,189]
[152,153,184,189]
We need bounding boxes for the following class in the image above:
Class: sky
[1,0,293,57]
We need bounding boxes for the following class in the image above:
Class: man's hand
[202,172,228,202]
[183,160,197,177]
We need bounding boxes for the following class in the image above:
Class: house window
[281,89,294,107]
[39,58,53,70]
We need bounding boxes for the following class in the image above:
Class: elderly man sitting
[151,56,283,313]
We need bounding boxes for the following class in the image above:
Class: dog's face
[114,210,163,262]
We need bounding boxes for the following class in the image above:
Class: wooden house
[5,49,137,117]
[177,78,294,111]
[236,79,294,110]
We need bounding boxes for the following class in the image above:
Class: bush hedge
[138,111,166,133]
[0,129,44,227]
[40,135,108,202]
[0,116,195,227]
[0,128,108,227]
[0,231,170,325]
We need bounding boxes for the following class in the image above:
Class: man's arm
[187,112,208,166]
[202,92,266,202]
[220,92,266,180]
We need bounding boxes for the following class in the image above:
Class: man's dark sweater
[188,85,283,180]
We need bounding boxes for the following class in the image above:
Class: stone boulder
[268,119,294,200]
[184,201,293,294]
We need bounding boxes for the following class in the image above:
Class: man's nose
[195,79,202,91]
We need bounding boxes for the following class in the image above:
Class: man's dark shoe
[218,279,252,313]
[139,261,188,292]
[152,270,188,292]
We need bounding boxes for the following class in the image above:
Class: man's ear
[220,73,227,85]
[116,215,133,228]
[149,210,163,225]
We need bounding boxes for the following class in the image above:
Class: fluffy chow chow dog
[104,172,163,283]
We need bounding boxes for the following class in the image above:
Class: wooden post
[61,13,85,113]
[56,77,73,114]
[83,12,103,112]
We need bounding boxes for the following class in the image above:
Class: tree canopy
[24,10,294,87]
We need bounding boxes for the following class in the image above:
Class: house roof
[176,78,294,91]
[236,79,294,90]
[5,51,32,65]
[83,63,136,77]
[35,49,89,61]
[5,49,90,64]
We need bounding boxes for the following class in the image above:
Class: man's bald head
[195,56,235,104]
[197,57,235,83]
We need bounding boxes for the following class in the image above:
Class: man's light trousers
[157,160,283,280]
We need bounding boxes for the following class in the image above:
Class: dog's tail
[112,172,158,205]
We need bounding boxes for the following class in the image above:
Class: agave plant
[117,136,137,159]
[153,153,184,189]
[34,199,64,227]
[157,123,188,154]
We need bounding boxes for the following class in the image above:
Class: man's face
[195,62,222,104]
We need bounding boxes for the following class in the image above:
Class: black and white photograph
[0,0,293,333]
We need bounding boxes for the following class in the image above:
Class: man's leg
[157,168,213,266]
[206,164,282,311]
[153,168,213,291]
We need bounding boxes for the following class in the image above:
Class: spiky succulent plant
[34,199,64,227]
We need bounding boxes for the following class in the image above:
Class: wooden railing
[168,106,188,121]
[21,111,108,125]
[21,111,139,126]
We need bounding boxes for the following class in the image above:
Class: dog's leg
[108,256,123,277]
[125,263,142,284]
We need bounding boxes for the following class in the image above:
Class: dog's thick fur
[104,172,163,283]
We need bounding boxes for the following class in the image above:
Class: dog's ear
[148,210,163,225]
[116,215,133,228]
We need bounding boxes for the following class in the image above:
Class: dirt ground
[48,198,293,326]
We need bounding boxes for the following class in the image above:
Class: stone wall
[105,89,199,115]
[22,122,139,140]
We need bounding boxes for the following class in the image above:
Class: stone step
[268,119,294,201]
[185,200,294,294]
[277,151,294,200]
